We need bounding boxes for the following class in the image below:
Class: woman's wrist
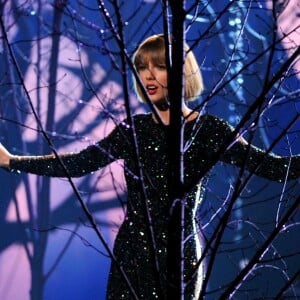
[3,154,16,169]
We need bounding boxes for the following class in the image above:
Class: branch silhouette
[0,1,299,300]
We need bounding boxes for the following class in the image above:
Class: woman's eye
[137,65,146,71]
[157,65,166,70]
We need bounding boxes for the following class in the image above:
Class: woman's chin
[153,98,169,111]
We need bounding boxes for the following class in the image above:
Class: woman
[0,34,299,299]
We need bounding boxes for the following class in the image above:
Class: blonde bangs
[133,36,166,68]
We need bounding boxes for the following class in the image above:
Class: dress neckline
[147,112,201,127]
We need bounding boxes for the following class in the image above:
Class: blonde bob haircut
[132,34,204,102]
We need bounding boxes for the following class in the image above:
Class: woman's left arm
[222,136,300,182]
[210,116,300,182]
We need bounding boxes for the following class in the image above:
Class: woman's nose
[145,66,155,79]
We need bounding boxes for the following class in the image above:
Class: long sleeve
[223,141,300,182]
[9,120,133,178]
[202,115,300,182]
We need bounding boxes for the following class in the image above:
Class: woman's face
[137,60,168,105]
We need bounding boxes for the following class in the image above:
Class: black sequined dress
[9,114,300,299]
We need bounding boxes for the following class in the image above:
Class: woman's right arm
[0,119,132,178]
[0,143,115,178]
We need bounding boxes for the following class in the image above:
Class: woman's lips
[146,85,158,95]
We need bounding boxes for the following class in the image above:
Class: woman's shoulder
[201,113,224,123]
[196,113,233,135]
[121,113,152,128]
[116,113,151,129]
[132,112,152,122]
[202,113,233,126]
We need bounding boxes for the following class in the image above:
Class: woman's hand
[0,143,13,169]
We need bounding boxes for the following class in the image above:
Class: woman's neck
[152,103,198,125]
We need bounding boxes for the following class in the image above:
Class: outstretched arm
[223,136,300,182]
[0,119,133,178]
[11,145,116,177]
[200,115,299,182]
[0,143,114,178]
